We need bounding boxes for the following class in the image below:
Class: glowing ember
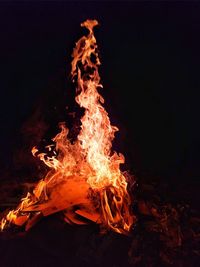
[0,19,135,234]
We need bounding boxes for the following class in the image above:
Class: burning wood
[0,19,135,234]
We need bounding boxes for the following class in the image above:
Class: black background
[0,2,200,267]
[0,1,200,189]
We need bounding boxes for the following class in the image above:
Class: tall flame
[0,20,134,234]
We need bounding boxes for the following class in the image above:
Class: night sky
[0,1,200,189]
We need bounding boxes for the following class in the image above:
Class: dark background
[0,1,200,193]
[0,2,200,267]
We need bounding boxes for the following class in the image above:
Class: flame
[1,20,134,234]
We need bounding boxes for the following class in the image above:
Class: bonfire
[1,20,135,234]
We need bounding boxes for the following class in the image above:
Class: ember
[0,20,135,234]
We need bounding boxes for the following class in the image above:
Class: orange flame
[0,20,134,234]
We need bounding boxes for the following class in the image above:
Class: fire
[0,20,135,234]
